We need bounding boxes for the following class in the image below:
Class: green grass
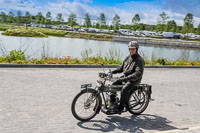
[181,37,200,41]
[33,27,67,37]
[0,23,16,31]
[2,28,48,37]
[64,32,112,40]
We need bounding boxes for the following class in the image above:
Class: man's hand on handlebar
[105,69,112,76]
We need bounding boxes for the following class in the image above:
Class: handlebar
[99,64,119,82]
[98,72,119,82]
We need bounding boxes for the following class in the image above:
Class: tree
[95,23,100,29]
[25,12,32,23]
[112,14,120,30]
[45,11,52,25]
[0,12,7,23]
[84,13,91,28]
[157,12,169,24]
[132,14,140,25]
[196,23,200,35]
[16,10,22,26]
[7,11,14,23]
[23,12,31,28]
[138,23,145,30]
[145,24,156,31]
[184,13,193,24]
[156,24,163,32]
[67,13,77,27]
[56,13,64,24]
[98,13,106,29]
[35,12,44,24]
[109,25,114,30]
[166,20,177,32]
[176,26,182,33]
[182,13,194,33]
[46,11,52,20]
[56,13,64,25]
[157,12,169,32]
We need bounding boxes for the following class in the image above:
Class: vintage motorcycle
[71,65,152,121]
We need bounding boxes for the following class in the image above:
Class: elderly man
[109,41,145,113]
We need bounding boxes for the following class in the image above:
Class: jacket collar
[131,53,139,59]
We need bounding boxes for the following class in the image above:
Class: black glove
[117,78,123,82]
[112,77,125,85]
[117,76,130,82]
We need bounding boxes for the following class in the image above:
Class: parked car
[173,33,181,39]
[88,28,96,32]
[185,33,196,38]
[80,27,89,32]
[119,29,134,35]
[162,32,174,38]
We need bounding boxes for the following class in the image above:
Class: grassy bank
[1,26,68,37]
[1,25,113,40]
[2,28,48,37]
[0,23,15,31]
[64,32,112,41]
[0,50,199,66]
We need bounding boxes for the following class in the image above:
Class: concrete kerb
[0,64,200,68]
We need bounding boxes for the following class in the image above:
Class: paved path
[0,68,200,133]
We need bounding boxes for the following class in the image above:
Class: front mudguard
[81,88,97,93]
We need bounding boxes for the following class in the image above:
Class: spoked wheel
[71,89,102,121]
[127,89,150,115]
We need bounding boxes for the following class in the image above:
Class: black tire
[71,89,102,121]
[127,89,150,115]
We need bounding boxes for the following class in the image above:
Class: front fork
[101,91,108,109]
[86,90,102,113]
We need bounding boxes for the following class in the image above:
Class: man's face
[129,48,136,56]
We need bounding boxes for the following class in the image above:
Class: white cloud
[43,1,134,25]
[194,17,200,27]
[0,0,199,27]
[82,0,92,3]
[0,0,41,15]
[163,0,200,18]
[139,9,161,25]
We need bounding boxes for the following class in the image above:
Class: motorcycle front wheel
[71,89,102,121]
[127,89,150,115]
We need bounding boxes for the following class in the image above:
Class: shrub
[5,50,26,63]
[157,58,166,65]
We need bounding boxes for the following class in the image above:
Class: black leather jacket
[112,53,145,84]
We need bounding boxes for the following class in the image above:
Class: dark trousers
[112,80,134,111]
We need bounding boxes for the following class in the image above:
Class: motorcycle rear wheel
[71,89,102,121]
[127,89,150,115]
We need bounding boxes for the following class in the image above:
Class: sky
[0,0,200,27]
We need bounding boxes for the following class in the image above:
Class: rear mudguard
[127,84,152,104]
[134,84,152,95]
